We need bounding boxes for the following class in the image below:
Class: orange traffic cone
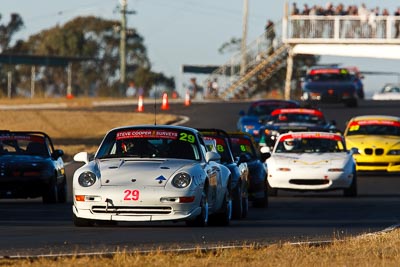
[184,91,191,107]
[137,95,144,112]
[161,92,169,110]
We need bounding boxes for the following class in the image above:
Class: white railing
[205,20,283,98]
[284,15,400,42]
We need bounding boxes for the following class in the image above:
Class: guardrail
[284,15,400,43]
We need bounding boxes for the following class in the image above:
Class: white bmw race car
[263,132,357,197]
[72,125,232,226]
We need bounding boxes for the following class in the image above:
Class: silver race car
[73,125,232,227]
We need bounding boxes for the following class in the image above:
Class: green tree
[0,13,24,97]
[5,16,173,97]
[0,13,24,52]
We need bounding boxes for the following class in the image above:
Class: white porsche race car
[72,125,232,227]
[263,132,357,197]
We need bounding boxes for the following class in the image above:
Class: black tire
[267,180,278,197]
[253,178,269,208]
[241,194,249,218]
[344,171,357,197]
[209,191,231,226]
[73,213,94,227]
[57,177,67,203]
[42,177,58,204]
[186,188,208,227]
[231,184,243,219]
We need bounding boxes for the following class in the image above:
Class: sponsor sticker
[271,108,323,117]
[116,130,179,140]
[0,134,44,143]
[280,132,341,141]
[349,120,400,127]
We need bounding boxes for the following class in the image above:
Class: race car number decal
[348,125,360,131]
[124,189,140,201]
[217,144,224,152]
[179,132,195,143]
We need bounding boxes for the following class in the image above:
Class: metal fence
[285,15,400,42]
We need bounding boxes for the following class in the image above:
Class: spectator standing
[291,2,300,38]
[358,3,369,38]
[187,77,200,99]
[324,2,335,38]
[211,78,219,97]
[309,5,318,37]
[368,8,378,38]
[265,20,276,51]
[381,8,389,38]
[302,4,311,38]
[125,81,137,97]
[395,7,400,38]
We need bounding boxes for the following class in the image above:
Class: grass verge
[0,229,399,266]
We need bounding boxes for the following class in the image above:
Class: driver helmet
[278,114,288,121]
[283,138,295,151]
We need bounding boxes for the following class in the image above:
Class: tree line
[0,14,174,98]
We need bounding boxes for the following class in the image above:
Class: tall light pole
[119,0,127,91]
[240,0,249,75]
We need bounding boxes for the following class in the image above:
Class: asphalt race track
[1,99,400,257]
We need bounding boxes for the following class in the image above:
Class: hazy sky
[2,0,400,97]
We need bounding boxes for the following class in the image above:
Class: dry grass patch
[0,110,177,160]
[1,229,400,267]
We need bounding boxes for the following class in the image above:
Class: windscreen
[96,128,201,160]
[229,136,257,159]
[275,133,345,153]
[346,120,400,136]
[202,135,233,164]
[307,69,352,82]
[269,109,325,124]
[0,134,49,157]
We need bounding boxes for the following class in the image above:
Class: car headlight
[171,172,191,188]
[387,149,400,155]
[78,171,97,187]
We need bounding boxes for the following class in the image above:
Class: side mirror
[260,146,272,162]
[350,147,359,155]
[52,149,64,159]
[237,153,251,165]
[239,110,245,116]
[260,146,271,154]
[205,151,221,163]
[74,151,89,164]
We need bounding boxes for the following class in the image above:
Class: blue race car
[258,108,339,149]
[228,132,271,207]
[301,68,359,107]
[237,99,300,142]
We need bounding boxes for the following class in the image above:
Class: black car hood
[304,81,355,92]
[0,155,50,166]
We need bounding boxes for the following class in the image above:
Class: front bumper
[73,187,202,222]
[268,170,354,191]
[0,176,51,198]
[354,155,400,172]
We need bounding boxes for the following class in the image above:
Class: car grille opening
[364,148,384,155]
[289,179,329,185]
[91,206,172,215]
[357,162,389,167]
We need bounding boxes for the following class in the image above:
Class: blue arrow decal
[155,175,167,182]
